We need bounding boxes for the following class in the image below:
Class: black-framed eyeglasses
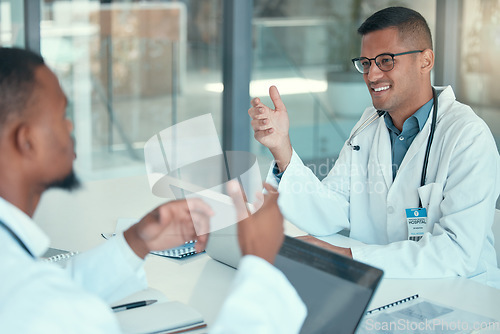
[351,50,423,74]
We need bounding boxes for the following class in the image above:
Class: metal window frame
[23,0,40,53]
[221,0,252,152]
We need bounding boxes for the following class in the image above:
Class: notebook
[42,248,79,268]
[112,288,206,334]
[357,294,499,333]
[206,232,384,334]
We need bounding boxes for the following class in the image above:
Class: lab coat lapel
[370,119,393,190]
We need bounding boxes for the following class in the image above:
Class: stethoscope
[347,88,439,204]
[0,219,35,258]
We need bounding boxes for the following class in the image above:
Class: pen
[111,299,157,312]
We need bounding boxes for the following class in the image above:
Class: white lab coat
[268,86,500,287]
[0,196,306,333]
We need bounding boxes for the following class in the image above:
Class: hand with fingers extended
[228,181,284,265]
[249,85,293,172]
[124,199,214,259]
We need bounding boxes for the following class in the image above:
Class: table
[33,175,500,331]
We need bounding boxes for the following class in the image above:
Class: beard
[47,169,81,191]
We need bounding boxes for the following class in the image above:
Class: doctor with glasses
[248,7,500,287]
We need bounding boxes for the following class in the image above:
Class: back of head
[0,47,45,132]
[357,6,433,51]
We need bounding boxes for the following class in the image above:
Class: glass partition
[460,0,500,150]
[40,0,223,180]
[0,0,24,47]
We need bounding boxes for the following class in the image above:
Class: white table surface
[33,175,500,331]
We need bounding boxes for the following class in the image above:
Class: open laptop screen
[274,236,383,334]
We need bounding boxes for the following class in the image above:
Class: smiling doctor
[249,6,500,287]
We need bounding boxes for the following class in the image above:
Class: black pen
[111,299,157,312]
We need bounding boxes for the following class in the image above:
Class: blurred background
[1,0,498,182]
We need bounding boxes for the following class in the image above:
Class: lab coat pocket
[417,182,444,232]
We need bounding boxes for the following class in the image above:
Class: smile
[373,86,390,92]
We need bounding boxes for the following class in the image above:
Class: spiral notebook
[365,294,420,315]
[41,248,79,268]
[357,293,498,333]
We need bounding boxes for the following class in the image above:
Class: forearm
[270,137,293,173]
[269,150,351,235]
[66,233,147,303]
[351,212,495,280]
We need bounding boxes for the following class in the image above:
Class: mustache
[369,80,393,86]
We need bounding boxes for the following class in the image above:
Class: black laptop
[275,236,383,334]
[207,231,383,333]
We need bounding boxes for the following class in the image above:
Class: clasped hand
[124,182,285,264]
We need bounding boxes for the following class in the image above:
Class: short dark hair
[0,47,45,131]
[357,7,433,50]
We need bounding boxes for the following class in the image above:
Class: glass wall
[7,0,500,182]
[0,0,24,47]
[250,0,436,179]
[40,0,223,180]
[460,0,500,149]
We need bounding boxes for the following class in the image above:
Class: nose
[366,60,384,82]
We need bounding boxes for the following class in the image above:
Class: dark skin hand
[228,182,285,265]
[124,198,213,259]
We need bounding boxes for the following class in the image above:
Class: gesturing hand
[227,181,284,265]
[249,86,292,172]
[124,199,213,259]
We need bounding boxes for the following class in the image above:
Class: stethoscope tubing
[346,88,439,207]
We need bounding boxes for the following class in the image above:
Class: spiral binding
[366,294,419,315]
[151,240,198,259]
[43,251,79,263]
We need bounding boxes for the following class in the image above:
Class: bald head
[358,7,433,51]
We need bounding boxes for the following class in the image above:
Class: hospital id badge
[405,208,427,242]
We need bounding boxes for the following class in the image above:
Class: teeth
[374,86,390,92]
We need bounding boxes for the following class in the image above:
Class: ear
[13,122,36,158]
[420,49,434,73]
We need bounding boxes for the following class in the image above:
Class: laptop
[206,228,383,334]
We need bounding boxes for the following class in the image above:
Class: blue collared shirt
[384,98,434,179]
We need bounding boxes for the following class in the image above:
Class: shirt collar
[413,98,434,131]
[384,98,434,134]
[0,197,50,258]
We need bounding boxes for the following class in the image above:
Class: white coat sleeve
[352,119,500,281]
[210,255,307,334]
[65,233,147,303]
[1,243,122,334]
[266,148,352,236]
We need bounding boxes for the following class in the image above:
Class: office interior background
[2,0,499,185]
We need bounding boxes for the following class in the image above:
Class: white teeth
[374,86,390,92]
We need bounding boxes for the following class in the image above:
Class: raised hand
[124,199,213,258]
[249,86,293,172]
[228,181,284,264]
